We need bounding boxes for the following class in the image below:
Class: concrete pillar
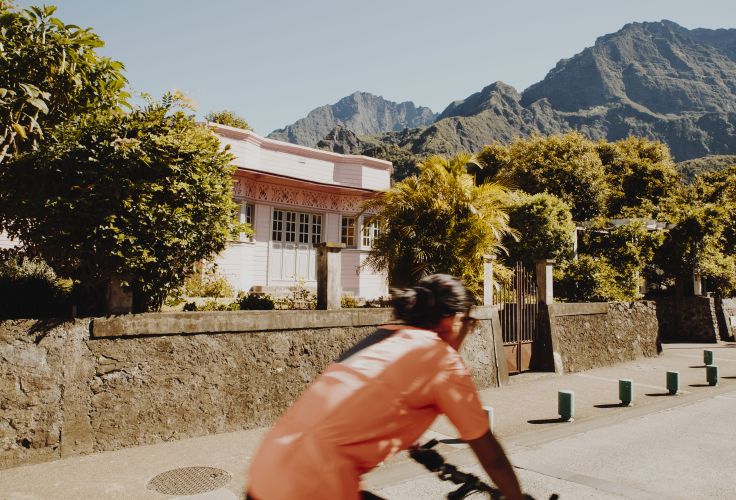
[106,275,133,315]
[483,255,496,306]
[572,227,580,260]
[535,259,555,305]
[316,242,345,310]
[693,271,703,296]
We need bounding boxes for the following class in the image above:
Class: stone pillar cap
[535,259,556,265]
[483,254,497,261]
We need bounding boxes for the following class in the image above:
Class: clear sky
[19,0,736,135]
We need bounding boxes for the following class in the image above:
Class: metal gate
[493,262,539,374]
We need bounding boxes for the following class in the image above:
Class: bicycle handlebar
[408,439,559,500]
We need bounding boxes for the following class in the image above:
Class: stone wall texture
[546,302,660,374]
[654,296,720,342]
[0,307,504,469]
[717,298,736,341]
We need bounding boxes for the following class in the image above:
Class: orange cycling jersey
[247,326,490,500]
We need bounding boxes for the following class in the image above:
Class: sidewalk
[2,342,735,499]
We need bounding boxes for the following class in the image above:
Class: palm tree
[362,153,516,298]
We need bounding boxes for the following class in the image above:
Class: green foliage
[205,110,251,130]
[580,218,665,297]
[504,192,575,269]
[183,299,239,312]
[0,94,240,313]
[477,133,608,221]
[677,155,736,184]
[238,293,275,310]
[596,137,681,217]
[181,265,234,298]
[694,165,736,206]
[362,153,515,298]
[0,4,129,162]
[554,255,635,302]
[275,280,316,309]
[340,294,360,308]
[0,251,70,318]
[655,204,736,296]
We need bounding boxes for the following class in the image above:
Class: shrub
[239,293,275,310]
[341,295,360,308]
[274,279,316,310]
[554,255,633,302]
[182,299,239,312]
[504,192,575,269]
[182,265,234,298]
[0,252,70,319]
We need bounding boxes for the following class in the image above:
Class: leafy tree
[580,218,666,299]
[473,143,510,184]
[694,165,736,251]
[0,94,241,313]
[205,109,251,130]
[504,192,575,270]
[554,255,634,302]
[596,137,681,217]
[362,153,515,298]
[0,4,129,163]
[476,133,608,221]
[654,204,736,296]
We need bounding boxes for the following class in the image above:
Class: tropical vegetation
[362,153,515,299]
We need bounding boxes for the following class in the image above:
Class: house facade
[211,124,391,300]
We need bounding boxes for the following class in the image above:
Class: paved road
[368,387,736,499]
[2,343,736,499]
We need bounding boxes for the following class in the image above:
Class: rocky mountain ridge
[278,20,736,163]
[267,92,436,147]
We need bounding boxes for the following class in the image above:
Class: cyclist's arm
[467,430,522,500]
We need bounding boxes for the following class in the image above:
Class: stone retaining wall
[0,307,505,469]
[654,296,720,342]
[545,302,660,374]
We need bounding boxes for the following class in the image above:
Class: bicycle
[405,439,559,500]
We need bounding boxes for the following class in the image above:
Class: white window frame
[361,216,380,248]
[341,215,357,248]
[272,208,323,244]
[239,202,255,242]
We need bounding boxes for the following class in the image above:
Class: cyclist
[247,274,522,500]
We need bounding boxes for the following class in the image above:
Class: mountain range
[268,20,736,164]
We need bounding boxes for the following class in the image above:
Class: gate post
[316,242,345,310]
[483,255,496,306]
[535,259,555,305]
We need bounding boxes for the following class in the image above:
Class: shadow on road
[594,403,629,408]
[527,418,569,424]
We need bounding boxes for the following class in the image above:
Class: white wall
[0,232,18,250]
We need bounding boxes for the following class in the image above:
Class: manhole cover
[147,466,232,495]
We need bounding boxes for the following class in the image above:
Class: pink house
[211,124,391,300]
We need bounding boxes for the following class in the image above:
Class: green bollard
[482,405,494,432]
[704,350,714,366]
[707,365,719,386]
[619,379,633,406]
[558,390,574,421]
[667,371,680,395]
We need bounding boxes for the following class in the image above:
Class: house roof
[208,123,393,172]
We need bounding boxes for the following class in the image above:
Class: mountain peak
[437,81,520,121]
[268,93,436,147]
[521,20,736,114]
